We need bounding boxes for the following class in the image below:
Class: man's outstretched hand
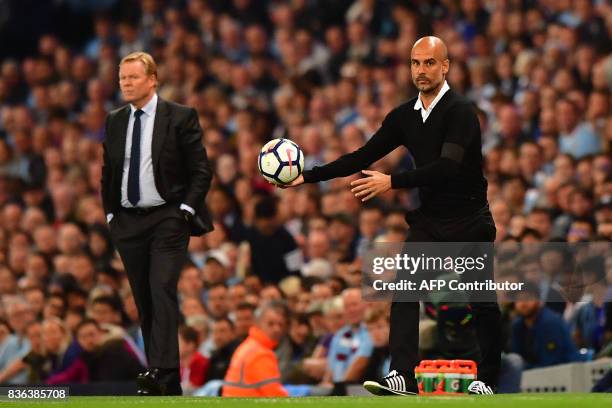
[277,174,304,188]
[350,170,391,201]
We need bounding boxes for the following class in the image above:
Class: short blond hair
[120,52,157,77]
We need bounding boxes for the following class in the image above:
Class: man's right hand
[277,174,304,188]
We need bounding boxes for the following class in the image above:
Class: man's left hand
[350,170,391,202]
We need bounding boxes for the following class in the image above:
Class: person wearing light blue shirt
[325,289,374,383]
[556,99,602,159]
[0,334,31,384]
[328,322,374,382]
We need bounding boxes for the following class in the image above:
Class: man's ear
[442,59,450,75]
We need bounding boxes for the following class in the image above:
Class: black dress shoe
[136,369,164,396]
[136,368,182,396]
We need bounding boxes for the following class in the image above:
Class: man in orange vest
[222,301,289,397]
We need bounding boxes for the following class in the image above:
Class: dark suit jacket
[101,97,213,236]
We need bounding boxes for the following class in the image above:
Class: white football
[258,138,304,185]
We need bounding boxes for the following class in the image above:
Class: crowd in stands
[0,0,610,395]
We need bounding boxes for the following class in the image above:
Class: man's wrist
[301,170,315,183]
[179,203,195,215]
[179,203,195,223]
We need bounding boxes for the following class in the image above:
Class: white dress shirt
[413,80,450,123]
[121,92,165,209]
[106,93,194,223]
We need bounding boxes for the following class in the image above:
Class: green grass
[8,394,612,408]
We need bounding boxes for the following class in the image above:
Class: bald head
[412,36,448,61]
[411,36,450,95]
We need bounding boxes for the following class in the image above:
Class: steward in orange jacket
[223,303,288,397]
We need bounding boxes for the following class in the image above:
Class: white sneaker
[363,370,418,396]
[467,380,494,395]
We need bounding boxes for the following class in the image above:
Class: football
[258,138,304,185]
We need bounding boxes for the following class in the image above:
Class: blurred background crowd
[0,0,610,395]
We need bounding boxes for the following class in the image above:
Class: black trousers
[389,205,502,388]
[110,204,189,369]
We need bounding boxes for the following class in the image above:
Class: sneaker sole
[363,381,417,396]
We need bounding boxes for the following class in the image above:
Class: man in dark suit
[101,52,213,395]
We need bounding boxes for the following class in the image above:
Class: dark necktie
[127,109,144,207]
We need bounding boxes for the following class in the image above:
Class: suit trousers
[109,204,189,369]
[389,205,502,389]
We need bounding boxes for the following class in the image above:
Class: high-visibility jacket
[222,326,288,397]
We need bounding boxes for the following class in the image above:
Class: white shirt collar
[414,80,450,112]
[130,93,157,117]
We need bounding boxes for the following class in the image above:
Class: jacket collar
[151,96,169,168]
[248,326,278,350]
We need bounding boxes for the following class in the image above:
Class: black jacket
[302,89,488,218]
[101,97,213,236]
[206,339,240,381]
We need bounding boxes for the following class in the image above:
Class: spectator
[571,257,608,352]
[276,313,318,384]
[245,196,300,284]
[205,283,230,320]
[202,251,231,287]
[0,319,14,365]
[88,295,123,326]
[301,230,333,279]
[526,208,552,241]
[511,284,580,368]
[556,98,602,159]
[46,319,144,384]
[325,288,373,386]
[363,306,391,383]
[223,301,289,397]
[0,320,42,383]
[231,302,256,340]
[0,317,69,383]
[179,325,209,395]
[206,318,239,381]
[494,105,532,150]
[178,264,205,301]
[86,224,114,270]
[355,204,384,257]
[0,297,35,383]
[227,284,249,312]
